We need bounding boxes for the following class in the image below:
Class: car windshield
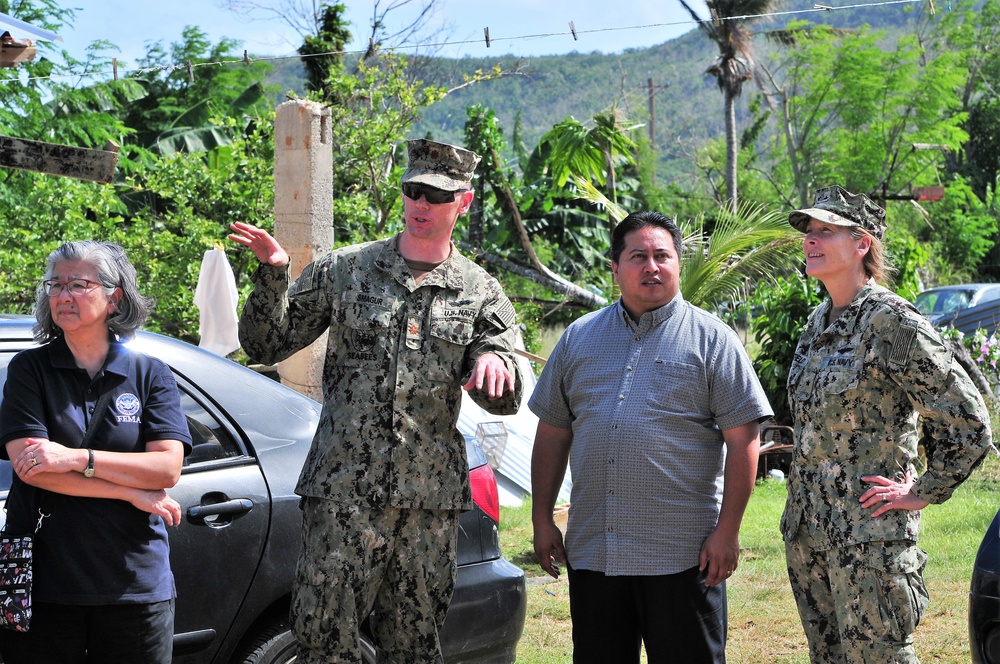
[915,289,973,315]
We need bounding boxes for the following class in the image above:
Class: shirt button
[618,394,624,400]
[88,407,94,414]
[627,366,633,371]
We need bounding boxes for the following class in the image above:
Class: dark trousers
[0,599,175,664]
[568,566,727,664]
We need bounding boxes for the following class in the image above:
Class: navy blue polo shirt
[0,335,192,605]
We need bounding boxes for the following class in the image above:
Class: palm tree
[678,0,771,213]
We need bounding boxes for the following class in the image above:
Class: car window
[941,291,972,312]
[980,288,1000,304]
[179,389,243,466]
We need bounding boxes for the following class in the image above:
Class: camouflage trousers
[291,498,460,664]
[785,537,929,664]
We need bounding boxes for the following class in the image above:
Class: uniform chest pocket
[341,304,391,367]
[344,302,392,330]
[428,313,477,347]
[816,367,862,395]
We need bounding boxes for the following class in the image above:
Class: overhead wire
[0,0,932,86]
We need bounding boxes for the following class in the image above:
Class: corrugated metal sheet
[0,12,61,42]
[458,349,573,507]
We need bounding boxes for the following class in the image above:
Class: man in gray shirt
[530,210,772,664]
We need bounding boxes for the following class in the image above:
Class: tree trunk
[458,242,608,310]
[725,89,739,214]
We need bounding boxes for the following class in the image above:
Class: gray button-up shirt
[529,294,772,575]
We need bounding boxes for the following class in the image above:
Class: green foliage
[124,26,274,150]
[749,273,824,424]
[758,20,968,204]
[298,3,352,98]
[126,118,275,340]
[919,177,998,277]
[887,233,930,301]
[511,300,544,356]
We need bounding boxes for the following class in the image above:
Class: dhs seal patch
[115,393,142,424]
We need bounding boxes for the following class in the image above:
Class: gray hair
[34,241,153,342]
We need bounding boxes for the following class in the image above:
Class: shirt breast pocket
[340,304,391,367]
[816,367,862,431]
[788,357,813,402]
[422,314,476,383]
[646,360,707,416]
[817,367,861,395]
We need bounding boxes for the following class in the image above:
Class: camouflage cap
[789,185,887,241]
[401,139,481,190]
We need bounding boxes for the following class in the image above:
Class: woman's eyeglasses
[42,279,103,297]
[402,183,466,205]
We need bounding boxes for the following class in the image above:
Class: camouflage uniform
[782,280,992,663]
[240,233,522,663]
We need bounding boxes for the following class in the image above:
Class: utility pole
[645,76,669,184]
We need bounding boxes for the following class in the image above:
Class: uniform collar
[818,278,883,335]
[376,235,466,291]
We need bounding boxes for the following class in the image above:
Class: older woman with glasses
[0,240,191,663]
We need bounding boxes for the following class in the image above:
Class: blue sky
[48,1,700,71]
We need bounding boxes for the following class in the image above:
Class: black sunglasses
[402,183,466,205]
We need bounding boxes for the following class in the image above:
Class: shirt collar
[819,278,883,335]
[47,333,130,379]
[376,235,466,291]
[616,291,684,331]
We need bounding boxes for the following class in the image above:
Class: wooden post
[0,43,35,67]
[0,137,119,183]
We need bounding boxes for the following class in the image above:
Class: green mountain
[263,0,924,184]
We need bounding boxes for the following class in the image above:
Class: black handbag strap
[82,389,114,450]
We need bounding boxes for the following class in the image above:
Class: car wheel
[239,619,297,664]
[237,619,377,664]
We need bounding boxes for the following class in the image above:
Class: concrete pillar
[273,99,333,403]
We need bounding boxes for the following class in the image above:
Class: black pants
[568,566,727,664]
[0,599,175,664]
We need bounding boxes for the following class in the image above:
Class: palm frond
[570,176,629,222]
[680,202,800,309]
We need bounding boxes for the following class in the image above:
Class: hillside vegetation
[261,0,921,184]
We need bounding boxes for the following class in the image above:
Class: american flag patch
[888,319,919,369]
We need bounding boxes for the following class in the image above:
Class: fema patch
[115,392,142,421]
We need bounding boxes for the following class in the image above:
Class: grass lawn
[499,452,1000,663]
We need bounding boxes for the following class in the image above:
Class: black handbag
[0,390,113,632]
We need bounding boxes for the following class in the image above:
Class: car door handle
[187,498,254,521]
